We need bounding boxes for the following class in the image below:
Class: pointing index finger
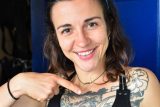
[55,75,81,94]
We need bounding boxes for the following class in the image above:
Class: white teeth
[78,50,93,56]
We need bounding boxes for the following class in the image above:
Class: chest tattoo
[60,69,149,107]
[61,88,116,107]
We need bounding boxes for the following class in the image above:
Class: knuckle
[51,74,58,79]
[42,94,49,100]
[46,89,52,95]
[48,83,58,91]
[37,97,45,102]
[54,88,60,95]
[38,92,50,101]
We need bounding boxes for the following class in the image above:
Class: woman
[0,0,160,107]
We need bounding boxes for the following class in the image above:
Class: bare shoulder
[127,67,159,86]
[127,67,160,107]
[12,95,46,107]
[127,67,157,78]
[127,67,149,90]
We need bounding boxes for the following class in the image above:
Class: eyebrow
[57,24,71,30]
[57,16,101,30]
[84,16,101,23]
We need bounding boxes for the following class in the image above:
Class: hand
[9,72,81,102]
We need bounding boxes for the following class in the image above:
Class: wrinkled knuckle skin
[42,94,49,101]
[37,92,50,102]
[47,88,54,95]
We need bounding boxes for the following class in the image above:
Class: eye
[61,28,71,35]
[87,22,98,29]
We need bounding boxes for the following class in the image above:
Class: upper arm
[127,67,160,107]
[11,95,46,107]
[139,68,160,107]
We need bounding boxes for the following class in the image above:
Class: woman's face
[51,0,109,72]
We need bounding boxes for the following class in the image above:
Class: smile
[75,47,96,60]
[77,49,94,56]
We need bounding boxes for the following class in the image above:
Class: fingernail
[77,90,81,95]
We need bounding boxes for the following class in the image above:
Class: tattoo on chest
[60,69,149,107]
[61,88,115,107]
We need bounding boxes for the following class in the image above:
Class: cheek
[92,30,108,45]
[57,37,74,52]
[93,30,109,55]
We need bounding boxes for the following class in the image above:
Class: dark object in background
[0,0,31,85]
[0,0,31,59]
[0,57,31,86]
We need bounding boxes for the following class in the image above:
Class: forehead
[52,0,101,9]
[50,0,103,24]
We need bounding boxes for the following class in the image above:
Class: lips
[75,47,96,60]
[77,49,94,56]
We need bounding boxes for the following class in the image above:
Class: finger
[54,75,81,94]
[54,88,59,95]
[48,92,55,99]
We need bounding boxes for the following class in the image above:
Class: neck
[74,67,106,86]
[77,70,106,85]
[73,59,107,85]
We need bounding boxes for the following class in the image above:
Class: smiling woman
[43,0,160,107]
[52,1,109,73]
[0,0,160,107]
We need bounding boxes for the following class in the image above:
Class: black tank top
[48,73,131,107]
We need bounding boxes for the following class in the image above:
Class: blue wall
[158,0,160,78]
[31,0,160,79]
[115,0,160,79]
[31,0,48,72]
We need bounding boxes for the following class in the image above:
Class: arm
[141,68,160,107]
[0,72,81,107]
[11,95,45,107]
[0,73,25,107]
[0,81,17,107]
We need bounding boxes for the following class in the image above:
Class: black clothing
[48,73,131,107]
[112,74,131,107]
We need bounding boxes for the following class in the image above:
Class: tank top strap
[112,74,131,107]
[119,73,128,90]
[68,71,76,81]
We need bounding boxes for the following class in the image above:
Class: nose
[75,29,91,47]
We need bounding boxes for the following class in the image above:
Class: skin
[11,67,160,107]
[60,68,159,107]
[0,72,81,107]
[49,0,160,107]
[51,0,109,85]
[0,0,159,107]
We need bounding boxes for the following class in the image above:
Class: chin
[77,63,98,72]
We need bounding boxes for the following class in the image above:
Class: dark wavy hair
[44,0,132,82]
